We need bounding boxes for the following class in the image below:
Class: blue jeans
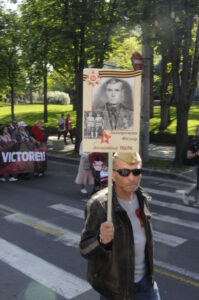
[100,275,161,300]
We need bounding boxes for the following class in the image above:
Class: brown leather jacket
[79,187,154,300]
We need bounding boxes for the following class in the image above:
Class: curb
[47,154,79,166]
[47,153,195,183]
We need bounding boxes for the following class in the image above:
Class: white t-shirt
[118,194,146,282]
[58,117,65,131]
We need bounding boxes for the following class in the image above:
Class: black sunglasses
[113,168,142,177]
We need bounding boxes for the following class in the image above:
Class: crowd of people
[0,119,48,182]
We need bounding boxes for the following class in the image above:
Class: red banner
[0,141,47,175]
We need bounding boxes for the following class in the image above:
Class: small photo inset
[84,111,104,139]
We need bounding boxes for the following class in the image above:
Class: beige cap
[114,152,142,164]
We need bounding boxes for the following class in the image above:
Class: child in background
[89,152,105,194]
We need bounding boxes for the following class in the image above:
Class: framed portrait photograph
[83,69,141,153]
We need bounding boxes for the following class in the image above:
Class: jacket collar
[112,186,151,213]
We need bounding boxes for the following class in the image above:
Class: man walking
[79,152,160,300]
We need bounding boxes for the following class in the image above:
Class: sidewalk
[47,136,195,183]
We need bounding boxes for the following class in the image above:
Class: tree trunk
[160,102,170,130]
[74,68,83,153]
[171,13,197,165]
[174,104,189,165]
[10,83,15,121]
[140,40,151,162]
[74,0,86,153]
[159,51,171,130]
[29,90,33,104]
[43,64,48,123]
[140,0,152,162]
[150,50,154,118]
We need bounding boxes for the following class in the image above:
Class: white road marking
[153,231,186,247]
[145,187,196,202]
[155,259,199,281]
[50,204,84,219]
[151,199,199,215]
[152,212,199,230]
[0,238,91,299]
[143,174,195,185]
[49,204,186,247]
[145,187,183,199]
[0,204,198,288]
[4,212,80,248]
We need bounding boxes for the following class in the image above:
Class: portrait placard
[83,69,141,153]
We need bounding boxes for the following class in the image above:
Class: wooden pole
[107,152,113,221]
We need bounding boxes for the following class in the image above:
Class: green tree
[0,10,22,120]
[154,0,199,164]
[20,0,59,122]
[45,0,121,151]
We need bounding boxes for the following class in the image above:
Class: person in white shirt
[58,113,66,144]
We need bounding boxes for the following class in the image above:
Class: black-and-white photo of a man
[93,78,133,130]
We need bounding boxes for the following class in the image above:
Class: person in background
[31,120,44,145]
[8,118,18,138]
[14,121,36,143]
[89,152,105,194]
[0,125,18,182]
[75,141,94,194]
[80,152,161,300]
[31,120,45,177]
[65,114,74,144]
[14,121,36,180]
[58,113,66,144]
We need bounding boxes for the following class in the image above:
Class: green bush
[32,91,71,104]
[47,91,70,104]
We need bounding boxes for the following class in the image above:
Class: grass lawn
[0,103,198,137]
[150,105,199,138]
[0,104,76,129]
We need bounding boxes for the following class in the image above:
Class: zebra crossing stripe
[152,212,199,230]
[145,187,183,199]
[0,238,91,299]
[151,199,199,215]
[49,204,187,247]
[49,204,84,219]
[153,231,186,247]
[4,212,80,248]
[155,259,199,282]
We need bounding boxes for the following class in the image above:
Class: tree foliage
[0,0,199,163]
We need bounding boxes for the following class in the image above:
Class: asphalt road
[0,160,199,300]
